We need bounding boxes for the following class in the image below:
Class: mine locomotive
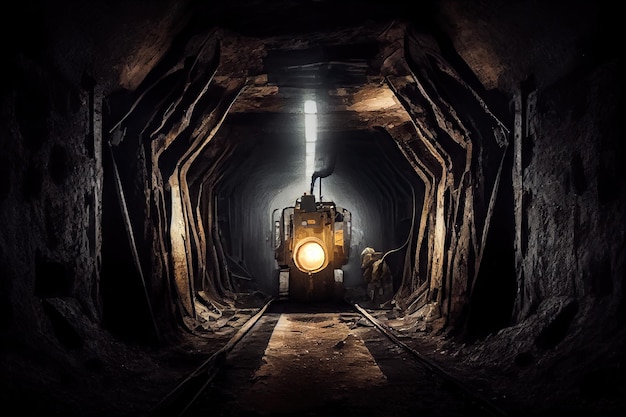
[274,192,351,301]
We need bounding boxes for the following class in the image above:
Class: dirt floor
[187,307,481,416]
[2,297,626,417]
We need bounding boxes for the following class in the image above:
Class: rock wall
[0,53,102,356]
[436,0,625,341]
[515,62,624,327]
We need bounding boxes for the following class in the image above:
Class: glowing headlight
[293,237,328,273]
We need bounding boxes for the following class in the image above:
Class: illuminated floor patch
[235,313,387,414]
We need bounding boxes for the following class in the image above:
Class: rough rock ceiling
[214,18,414,135]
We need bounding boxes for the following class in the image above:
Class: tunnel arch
[98,18,515,341]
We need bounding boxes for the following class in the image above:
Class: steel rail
[354,303,509,417]
[149,297,274,417]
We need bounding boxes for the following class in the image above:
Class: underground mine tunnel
[1,0,625,416]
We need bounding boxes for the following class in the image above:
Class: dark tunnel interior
[206,113,424,298]
[1,0,625,415]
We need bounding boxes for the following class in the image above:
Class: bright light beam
[304,100,317,180]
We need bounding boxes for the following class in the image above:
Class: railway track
[150,299,508,417]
